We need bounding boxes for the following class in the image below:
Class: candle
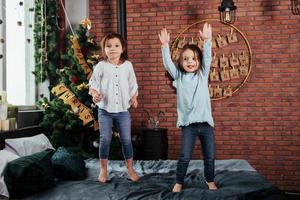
[1,120,10,131]
[0,103,7,120]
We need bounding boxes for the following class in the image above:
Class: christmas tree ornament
[80,18,92,30]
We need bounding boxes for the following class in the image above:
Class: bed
[0,127,286,200]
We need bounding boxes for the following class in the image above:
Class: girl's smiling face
[181,49,200,73]
[104,37,124,61]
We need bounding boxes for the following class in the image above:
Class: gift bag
[229,52,240,67]
[210,68,220,82]
[239,64,249,76]
[211,52,219,68]
[219,54,229,69]
[213,85,223,98]
[220,67,230,81]
[239,51,249,66]
[229,66,240,80]
[223,85,233,97]
[216,34,228,48]
[227,28,238,43]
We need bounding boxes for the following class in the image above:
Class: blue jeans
[176,122,215,184]
[98,109,133,159]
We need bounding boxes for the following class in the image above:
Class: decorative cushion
[5,133,55,157]
[0,149,19,198]
[3,149,55,199]
[51,147,86,180]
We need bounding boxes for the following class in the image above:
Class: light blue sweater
[161,41,214,127]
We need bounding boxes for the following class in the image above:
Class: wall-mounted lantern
[291,0,300,15]
[218,0,237,24]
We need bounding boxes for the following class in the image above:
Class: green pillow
[51,147,86,180]
[3,149,55,199]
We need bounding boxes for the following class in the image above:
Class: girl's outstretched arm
[159,28,179,80]
[199,23,212,77]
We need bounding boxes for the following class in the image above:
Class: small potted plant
[144,109,164,129]
[141,110,168,160]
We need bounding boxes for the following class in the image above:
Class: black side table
[141,128,168,160]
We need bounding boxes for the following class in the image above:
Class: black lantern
[218,0,237,24]
[291,0,300,15]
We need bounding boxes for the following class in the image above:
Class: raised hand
[199,23,212,41]
[158,28,170,46]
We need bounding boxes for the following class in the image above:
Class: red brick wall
[89,0,300,191]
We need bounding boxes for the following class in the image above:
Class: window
[1,0,36,105]
[0,0,88,106]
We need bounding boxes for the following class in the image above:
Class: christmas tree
[38,19,100,158]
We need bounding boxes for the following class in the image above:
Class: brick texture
[89,0,300,191]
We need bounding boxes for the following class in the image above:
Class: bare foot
[206,181,218,190]
[98,170,108,183]
[172,183,183,192]
[128,169,140,182]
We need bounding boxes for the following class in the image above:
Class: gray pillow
[5,134,55,157]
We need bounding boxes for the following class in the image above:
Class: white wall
[6,0,26,105]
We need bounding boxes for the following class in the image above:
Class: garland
[51,83,97,129]
[33,0,60,82]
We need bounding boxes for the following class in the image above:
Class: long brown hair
[100,33,127,62]
[177,44,203,74]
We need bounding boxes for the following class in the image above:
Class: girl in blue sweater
[159,23,217,192]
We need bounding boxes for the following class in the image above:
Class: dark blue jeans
[98,109,133,159]
[176,122,216,184]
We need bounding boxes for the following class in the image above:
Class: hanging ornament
[71,76,79,84]
[0,19,2,24]
[0,38,4,43]
[27,39,31,43]
[0,55,3,59]
[29,8,34,12]
[28,24,32,28]
[19,1,23,6]
[17,21,22,26]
